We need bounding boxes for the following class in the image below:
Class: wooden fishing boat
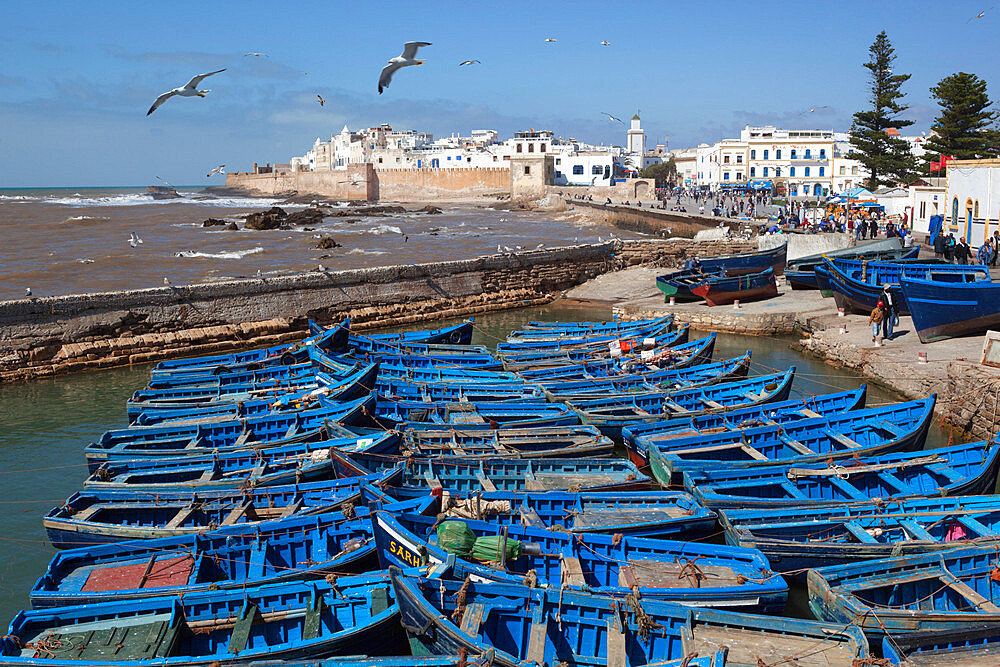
[638,395,936,475]
[814,262,834,297]
[375,377,545,403]
[31,508,374,607]
[85,394,380,470]
[505,316,674,342]
[567,369,795,438]
[698,241,787,276]
[146,361,318,390]
[343,454,651,497]
[84,433,400,492]
[361,320,474,346]
[43,476,382,549]
[128,374,321,420]
[517,316,657,332]
[495,319,676,355]
[149,318,350,377]
[376,400,578,431]
[345,350,503,371]
[405,487,716,539]
[655,267,726,302]
[720,494,1000,573]
[824,258,990,315]
[807,545,1000,636]
[690,268,778,307]
[684,439,999,510]
[785,239,914,290]
[0,574,401,665]
[265,657,510,667]
[374,507,787,610]
[621,386,868,455]
[882,625,1000,665]
[390,570,871,667]
[499,326,696,372]
[398,425,615,459]
[347,338,490,357]
[538,353,751,399]
[902,275,1000,343]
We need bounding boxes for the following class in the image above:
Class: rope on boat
[624,591,664,641]
[450,574,473,624]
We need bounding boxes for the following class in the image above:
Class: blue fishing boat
[902,275,1000,343]
[375,487,716,539]
[269,657,509,667]
[348,338,490,357]
[690,268,778,307]
[505,315,674,342]
[823,258,990,315]
[344,454,651,496]
[882,626,1000,665]
[720,494,1000,573]
[538,353,751,399]
[785,239,916,290]
[128,373,321,415]
[684,439,999,509]
[390,570,871,667]
[621,386,868,456]
[698,241,787,275]
[376,400,578,430]
[814,262,834,297]
[655,267,726,302]
[398,425,614,458]
[84,434,400,492]
[567,369,796,438]
[517,316,659,332]
[85,394,379,470]
[346,350,503,370]
[374,506,787,611]
[495,319,675,354]
[43,476,383,548]
[376,378,544,403]
[807,544,1000,635]
[641,396,936,476]
[0,575,400,665]
[149,318,350,377]
[146,360,318,390]
[31,507,374,607]
[499,326,696,372]
[362,320,474,346]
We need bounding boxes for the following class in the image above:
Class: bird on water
[379,42,431,93]
[146,69,225,115]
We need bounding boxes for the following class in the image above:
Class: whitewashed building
[943,159,1000,245]
[553,152,614,186]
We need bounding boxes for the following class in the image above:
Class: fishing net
[435,520,523,562]
[471,535,522,563]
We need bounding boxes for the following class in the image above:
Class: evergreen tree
[923,72,1000,167]
[849,31,917,188]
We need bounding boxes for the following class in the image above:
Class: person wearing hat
[870,301,885,343]
[880,284,898,340]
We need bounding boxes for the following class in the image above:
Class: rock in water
[202,218,228,227]
[244,206,287,230]
[417,205,443,215]
[316,236,342,249]
[226,222,239,231]
[285,208,327,226]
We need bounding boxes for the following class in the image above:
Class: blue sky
[1,0,997,186]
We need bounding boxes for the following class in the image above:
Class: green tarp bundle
[436,521,522,562]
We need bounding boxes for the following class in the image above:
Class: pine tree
[923,72,1000,167]
[849,31,917,188]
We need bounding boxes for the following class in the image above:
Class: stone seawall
[0,244,616,383]
[569,200,738,238]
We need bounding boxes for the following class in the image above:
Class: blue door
[967,207,973,241]
[813,184,822,196]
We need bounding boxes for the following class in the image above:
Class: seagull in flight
[146,69,225,115]
[969,7,993,21]
[206,165,225,178]
[379,41,431,94]
[244,52,268,57]
[459,60,481,66]
[544,38,557,42]
[799,105,832,115]
[339,178,362,186]
[129,232,143,248]
[602,112,625,125]
[316,94,325,107]
[599,40,611,46]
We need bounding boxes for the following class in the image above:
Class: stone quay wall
[0,243,617,383]
[613,239,755,269]
[569,200,740,238]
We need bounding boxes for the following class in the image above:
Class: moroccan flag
[930,159,940,172]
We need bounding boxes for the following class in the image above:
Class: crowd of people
[934,230,999,266]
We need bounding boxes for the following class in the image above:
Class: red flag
[930,159,940,172]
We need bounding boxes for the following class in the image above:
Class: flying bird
[459,60,481,66]
[544,38,557,42]
[24,288,31,297]
[244,52,268,57]
[799,105,832,115]
[378,41,431,94]
[599,40,611,46]
[206,165,225,178]
[969,7,992,21]
[316,94,325,107]
[146,69,226,115]
[602,112,625,125]
[339,179,362,186]
[129,232,143,248]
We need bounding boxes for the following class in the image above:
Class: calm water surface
[0,303,948,624]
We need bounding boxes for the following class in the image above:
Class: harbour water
[0,187,631,300]
[0,302,951,625]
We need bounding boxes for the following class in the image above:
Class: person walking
[944,234,956,263]
[993,231,1000,267]
[933,231,946,260]
[880,285,898,340]
[954,237,971,265]
[869,218,879,238]
[869,301,885,343]
[858,215,867,240]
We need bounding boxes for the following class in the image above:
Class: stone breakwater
[0,243,621,383]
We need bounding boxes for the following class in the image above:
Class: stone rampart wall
[569,200,739,238]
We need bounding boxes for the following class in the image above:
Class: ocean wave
[64,215,111,223]
[38,193,297,208]
[174,247,264,260]
[347,248,389,255]
[367,224,402,235]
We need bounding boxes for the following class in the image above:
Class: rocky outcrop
[244,207,287,230]
[316,237,342,249]
[202,218,228,227]
[285,208,327,226]
[417,205,443,214]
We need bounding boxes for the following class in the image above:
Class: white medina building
[626,114,646,170]
[552,152,614,186]
[943,159,1000,246]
